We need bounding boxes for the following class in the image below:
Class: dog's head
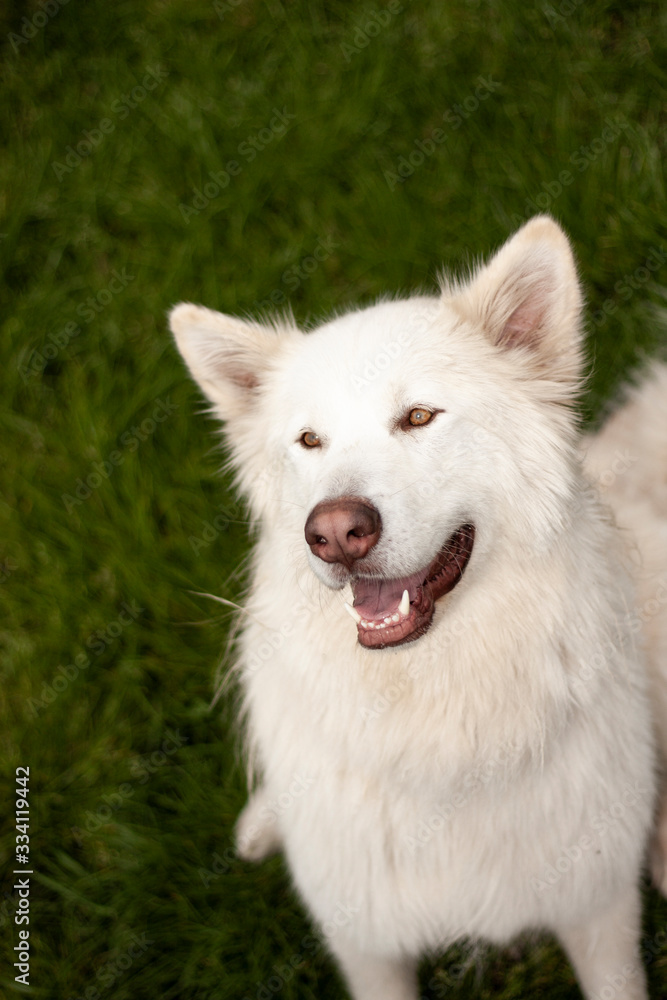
[170,216,584,649]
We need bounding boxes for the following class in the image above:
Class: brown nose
[305,497,382,569]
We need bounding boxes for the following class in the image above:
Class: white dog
[170,216,667,1000]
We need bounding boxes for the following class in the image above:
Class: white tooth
[344,602,362,624]
[384,617,392,624]
[391,613,399,623]
[399,589,410,617]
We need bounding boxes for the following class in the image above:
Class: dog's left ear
[450,215,584,388]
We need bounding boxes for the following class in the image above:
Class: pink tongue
[352,569,424,620]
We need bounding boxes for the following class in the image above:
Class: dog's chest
[244,632,655,953]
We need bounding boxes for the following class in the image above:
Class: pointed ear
[169,303,297,419]
[449,216,584,389]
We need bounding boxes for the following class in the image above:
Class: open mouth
[345,524,475,649]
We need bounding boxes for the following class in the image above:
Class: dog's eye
[300,430,321,448]
[408,408,434,427]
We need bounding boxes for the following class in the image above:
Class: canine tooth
[344,602,362,624]
[399,589,410,617]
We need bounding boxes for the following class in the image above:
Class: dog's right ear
[447,216,584,396]
[169,303,295,420]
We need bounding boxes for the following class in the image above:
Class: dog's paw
[235,789,282,862]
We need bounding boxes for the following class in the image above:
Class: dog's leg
[329,941,418,1000]
[235,787,282,861]
[556,884,647,1000]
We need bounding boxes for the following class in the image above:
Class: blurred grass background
[1,0,667,997]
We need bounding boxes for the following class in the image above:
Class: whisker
[188,590,251,615]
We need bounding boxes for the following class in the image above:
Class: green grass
[1,0,667,997]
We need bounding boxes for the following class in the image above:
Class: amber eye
[408,407,434,427]
[300,430,321,448]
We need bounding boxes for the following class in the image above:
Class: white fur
[170,216,667,1000]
